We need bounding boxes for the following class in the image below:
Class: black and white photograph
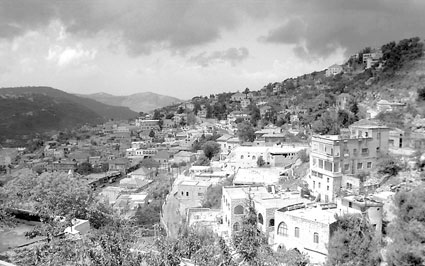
[1,1,425,265]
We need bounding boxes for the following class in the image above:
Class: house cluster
[165,118,420,265]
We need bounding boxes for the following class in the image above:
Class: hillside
[155,37,425,135]
[0,87,137,120]
[0,87,138,144]
[77,92,181,112]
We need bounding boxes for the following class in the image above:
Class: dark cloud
[189,47,249,67]
[1,0,425,59]
[0,0,240,55]
[261,0,425,58]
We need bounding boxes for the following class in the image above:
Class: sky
[1,0,425,99]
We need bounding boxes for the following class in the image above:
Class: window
[233,222,240,232]
[277,222,288,236]
[313,232,319,243]
[295,227,300,238]
[353,149,357,155]
[234,205,244,215]
[258,213,264,225]
[318,159,324,169]
[327,178,329,183]
[327,186,329,191]
[357,163,363,169]
[367,162,372,168]
[349,202,352,208]
[252,156,256,160]
[186,192,189,196]
[318,182,321,189]
[269,219,275,227]
[313,181,316,189]
[240,155,244,159]
[365,132,369,137]
[344,164,349,171]
[362,148,369,155]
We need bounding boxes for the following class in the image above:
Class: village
[1,69,425,264]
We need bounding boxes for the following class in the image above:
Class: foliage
[193,154,210,166]
[377,156,402,177]
[237,121,255,142]
[386,187,425,266]
[327,214,380,266]
[201,177,233,209]
[139,158,160,169]
[381,37,423,76]
[299,149,309,163]
[375,110,405,129]
[311,111,339,135]
[257,156,265,167]
[417,87,425,101]
[202,141,221,160]
[3,171,94,235]
[76,161,94,175]
[201,185,222,209]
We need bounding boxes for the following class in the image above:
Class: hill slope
[77,92,181,112]
[0,86,138,143]
[0,87,138,120]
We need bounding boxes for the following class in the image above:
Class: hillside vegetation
[0,86,138,144]
[77,91,182,112]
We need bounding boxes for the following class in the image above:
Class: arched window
[258,213,264,225]
[269,219,275,227]
[234,205,244,215]
[277,222,287,236]
[252,155,256,160]
[313,232,319,243]
[233,222,240,232]
[295,227,300,238]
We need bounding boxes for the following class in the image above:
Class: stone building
[308,120,390,202]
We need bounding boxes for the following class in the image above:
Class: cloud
[189,47,249,67]
[260,0,425,58]
[46,44,97,66]
[1,0,425,59]
[0,0,241,55]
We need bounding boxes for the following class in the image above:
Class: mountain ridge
[76,91,182,113]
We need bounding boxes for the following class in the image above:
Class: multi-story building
[308,120,390,202]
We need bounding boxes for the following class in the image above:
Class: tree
[417,87,425,101]
[193,102,201,115]
[3,172,94,238]
[327,214,380,266]
[386,187,425,266]
[153,109,161,120]
[76,161,93,175]
[201,185,222,209]
[177,106,185,114]
[237,121,255,142]
[149,129,155,138]
[194,155,210,166]
[377,156,402,177]
[299,149,309,163]
[202,141,221,160]
[140,158,160,170]
[257,156,265,167]
[187,112,197,125]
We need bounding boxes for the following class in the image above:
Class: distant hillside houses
[325,64,343,77]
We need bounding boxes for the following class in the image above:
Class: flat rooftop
[279,205,340,224]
